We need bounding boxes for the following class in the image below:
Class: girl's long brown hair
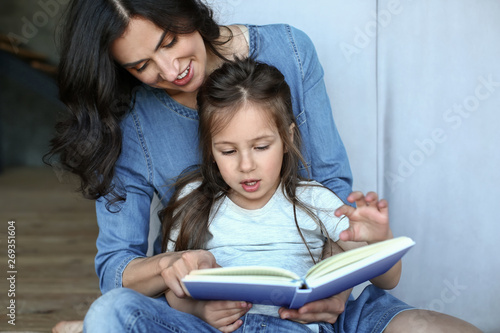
[160,58,331,262]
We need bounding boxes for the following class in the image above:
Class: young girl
[149,58,479,333]
[157,57,404,332]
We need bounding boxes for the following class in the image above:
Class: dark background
[0,0,68,171]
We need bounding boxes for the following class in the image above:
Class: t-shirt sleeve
[306,182,350,241]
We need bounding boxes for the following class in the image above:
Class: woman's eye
[163,36,178,49]
[255,145,269,151]
[136,62,148,73]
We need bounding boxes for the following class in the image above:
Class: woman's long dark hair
[161,58,331,262]
[44,0,230,209]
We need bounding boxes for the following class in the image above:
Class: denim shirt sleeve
[94,109,155,294]
[294,27,354,204]
[275,25,354,204]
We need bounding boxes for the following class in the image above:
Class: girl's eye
[255,145,269,151]
[221,150,236,156]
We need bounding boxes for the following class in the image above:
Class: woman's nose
[157,58,180,82]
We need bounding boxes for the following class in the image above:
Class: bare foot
[52,320,83,333]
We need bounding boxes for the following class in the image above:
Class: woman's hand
[159,249,219,298]
[166,290,252,333]
[278,289,350,324]
[123,249,218,297]
[335,191,392,244]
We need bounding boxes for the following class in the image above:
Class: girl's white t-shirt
[167,181,349,321]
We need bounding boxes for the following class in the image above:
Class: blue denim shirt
[95,24,353,293]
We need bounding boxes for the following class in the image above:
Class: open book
[182,236,415,309]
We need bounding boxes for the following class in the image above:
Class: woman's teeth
[177,66,190,80]
[245,181,257,186]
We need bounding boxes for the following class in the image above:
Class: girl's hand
[160,249,218,298]
[194,300,252,332]
[335,191,392,243]
[278,289,350,324]
[166,290,251,333]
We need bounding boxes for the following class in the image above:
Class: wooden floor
[0,167,100,332]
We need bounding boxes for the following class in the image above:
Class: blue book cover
[182,236,415,309]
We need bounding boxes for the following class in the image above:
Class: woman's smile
[172,61,194,86]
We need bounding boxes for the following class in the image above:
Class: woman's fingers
[161,267,187,298]
[161,250,217,298]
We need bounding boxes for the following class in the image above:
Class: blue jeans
[84,288,314,333]
[84,286,412,333]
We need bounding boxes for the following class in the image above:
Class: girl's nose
[157,58,180,82]
[239,153,256,173]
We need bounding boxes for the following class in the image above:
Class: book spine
[288,287,312,309]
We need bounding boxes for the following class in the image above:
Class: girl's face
[111,17,208,98]
[211,105,291,210]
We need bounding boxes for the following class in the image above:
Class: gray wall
[220,0,500,331]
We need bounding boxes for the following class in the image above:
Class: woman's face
[111,17,208,97]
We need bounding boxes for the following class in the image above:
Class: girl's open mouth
[241,180,260,192]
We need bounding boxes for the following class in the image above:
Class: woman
[50,0,351,291]
[47,0,435,332]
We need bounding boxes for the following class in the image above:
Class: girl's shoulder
[297,180,345,209]
[177,180,202,200]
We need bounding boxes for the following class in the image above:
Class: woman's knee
[84,288,146,331]
[386,309,481,333]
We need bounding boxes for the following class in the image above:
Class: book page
[187,265,301,280]
[306,237,414,280]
